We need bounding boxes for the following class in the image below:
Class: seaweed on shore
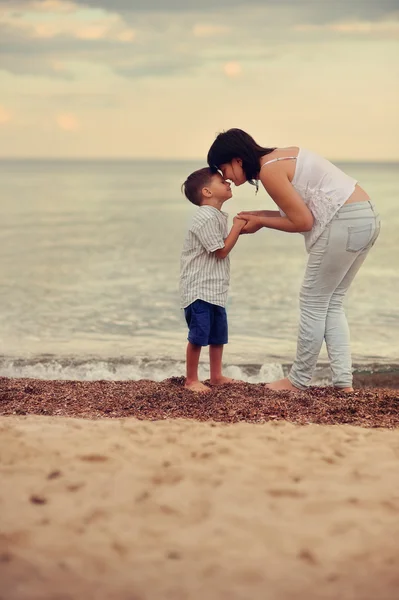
[1,377,398,428]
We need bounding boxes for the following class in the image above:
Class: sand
[1,407,399,600]
[1,376,399,599]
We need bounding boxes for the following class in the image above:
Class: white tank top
[261,148,357,251]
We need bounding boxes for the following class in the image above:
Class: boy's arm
[214,217,246,259]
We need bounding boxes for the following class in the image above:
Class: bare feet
[210,376,241,385]
[335,387,354,393]
[184,380,210,393]
[266,377,301,391]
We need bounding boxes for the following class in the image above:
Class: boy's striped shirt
[180,206,230,308]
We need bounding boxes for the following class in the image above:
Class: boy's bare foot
[335,387,354,393]
[210,376,241,385]
[184,380,210,393]
[266,377,300,391]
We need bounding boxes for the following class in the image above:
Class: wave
[0,355,285,383]
[1,355,397,386]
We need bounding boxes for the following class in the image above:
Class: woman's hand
[237,214,264,234]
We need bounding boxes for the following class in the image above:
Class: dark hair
[207,128,276,185]
[181,167,214,206]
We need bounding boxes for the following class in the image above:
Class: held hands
[236,212,263,234]
[232,216,247,230]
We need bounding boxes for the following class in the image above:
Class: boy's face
[204,173,232,201]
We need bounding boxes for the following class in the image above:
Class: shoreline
[1,357,398,388]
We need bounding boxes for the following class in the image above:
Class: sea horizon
[1,157,398,166]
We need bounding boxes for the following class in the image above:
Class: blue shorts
[184,299,228,347]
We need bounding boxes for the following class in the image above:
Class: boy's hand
[215,216,248,259]
[238,214,263,234]
[233,216,247,229]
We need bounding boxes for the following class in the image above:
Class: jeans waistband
[336,200,376,215]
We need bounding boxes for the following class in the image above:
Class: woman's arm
[238,210,281,218]
[239,214,307,234]
[258,164,314,232]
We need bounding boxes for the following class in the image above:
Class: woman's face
[219,158,246,186]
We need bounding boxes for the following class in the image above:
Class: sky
[0,0,398,160]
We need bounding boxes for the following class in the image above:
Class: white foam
[222,363,284,383]
[0,356,284,383]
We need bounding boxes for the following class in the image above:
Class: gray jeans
[288,201,380,389]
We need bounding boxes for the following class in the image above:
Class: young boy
[180,167,246,392]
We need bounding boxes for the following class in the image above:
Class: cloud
[116,29,135,41]
[0,2,136,42]
[0,105,12,124]
[46,93,119,108]
[0,0,398,82]
[223,61,242,78]
[0,0,136,78]
[56,112,79,130]
[2,0,399,19]
[24,0,399,22]
[116,55,201,78]
[0,26,89,78]
[192,24,231,38]
[294,19,399,35]
[0,0,265,9]
[48,0,399,15]
[31,0,77,11]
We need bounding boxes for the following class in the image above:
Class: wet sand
[1,377,399,599]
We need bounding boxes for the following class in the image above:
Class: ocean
[1,158,398,383]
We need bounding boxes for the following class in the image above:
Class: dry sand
[2,409,399,600]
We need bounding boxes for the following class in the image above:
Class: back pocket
[346,223,373,253]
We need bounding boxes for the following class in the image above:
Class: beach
[2,2,399,597]
[1,377,399,600]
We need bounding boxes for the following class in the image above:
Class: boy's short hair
[181,167,214,206]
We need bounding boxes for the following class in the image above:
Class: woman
[207,129,380,392]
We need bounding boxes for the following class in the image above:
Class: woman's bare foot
[266,377,301,391]
[210,376,241,385]
[335,387,354,393]
[184,380,210,393]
